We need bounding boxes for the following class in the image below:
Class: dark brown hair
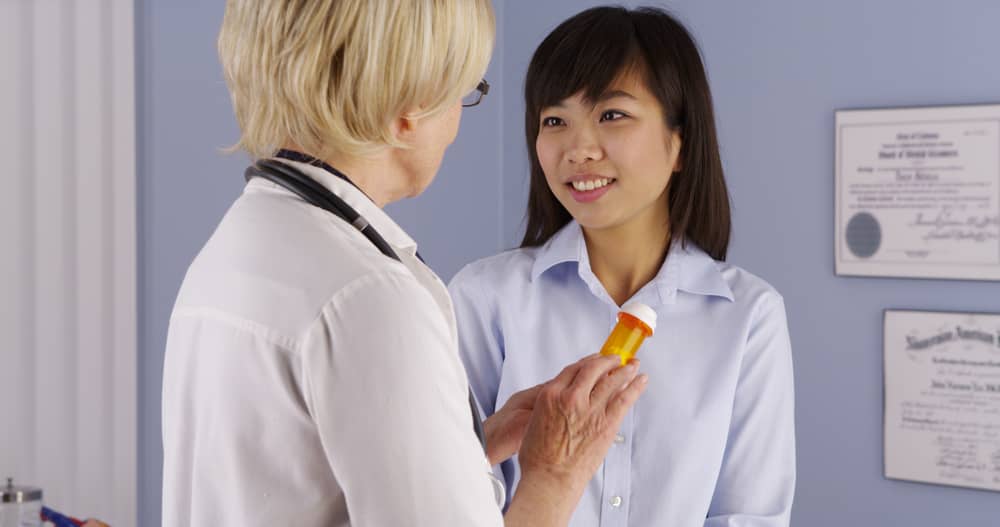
[520,6,731,261]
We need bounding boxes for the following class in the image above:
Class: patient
[450,6,796,526]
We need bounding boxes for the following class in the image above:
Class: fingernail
[639,374,649,384]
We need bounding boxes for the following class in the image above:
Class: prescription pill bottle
[599,302,656,365]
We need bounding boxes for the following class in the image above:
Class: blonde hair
[218,0,495,160]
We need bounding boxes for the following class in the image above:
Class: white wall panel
[0,1,136,524]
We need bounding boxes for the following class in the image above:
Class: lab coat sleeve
[705,291,796,527]
[301,269,502,527]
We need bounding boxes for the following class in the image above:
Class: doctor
[160,1,648,526]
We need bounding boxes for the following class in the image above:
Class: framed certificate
[835,104,1000,280]
[883,309,1000,492]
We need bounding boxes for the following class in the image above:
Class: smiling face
[534,70,682,234]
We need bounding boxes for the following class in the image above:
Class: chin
[566,210,619,232]
[410,176,436,198]
[553,200,606,230]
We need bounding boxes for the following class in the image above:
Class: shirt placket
[599,406,633,527]
[577,247,647,526]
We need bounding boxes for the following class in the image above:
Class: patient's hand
[483,384,543,465]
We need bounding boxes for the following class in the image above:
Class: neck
[324,154,399,208]
[583,213,671,306]
[283,145,407,208]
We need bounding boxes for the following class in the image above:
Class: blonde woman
[160,2,648,526]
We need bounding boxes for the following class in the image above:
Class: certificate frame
[883,308,1000,492]
[835,104,1000,280]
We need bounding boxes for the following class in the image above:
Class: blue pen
[40,506,85,527]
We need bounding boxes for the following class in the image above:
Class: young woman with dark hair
[450,6,795,526]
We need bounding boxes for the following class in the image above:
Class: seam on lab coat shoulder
[308,266,428,327]
[170,305,299,354]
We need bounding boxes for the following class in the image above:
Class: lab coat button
[610,496,622,507]
[614,433,625,443]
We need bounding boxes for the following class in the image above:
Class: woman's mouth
[567,177,616,203]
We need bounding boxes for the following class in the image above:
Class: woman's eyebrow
[543,89,637,111]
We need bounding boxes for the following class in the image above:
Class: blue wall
[137,1,1000,525]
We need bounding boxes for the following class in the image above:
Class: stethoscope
[245,150,503,504]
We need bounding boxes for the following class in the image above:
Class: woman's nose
[565,127,603,164]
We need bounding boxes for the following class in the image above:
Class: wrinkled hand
[484,384,543,465]
[517,354,647,494]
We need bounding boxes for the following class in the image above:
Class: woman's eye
[541,116,564,127]
[600,110,626,122]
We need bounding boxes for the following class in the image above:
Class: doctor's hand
[483,384,543,465]
[503,354,647,527]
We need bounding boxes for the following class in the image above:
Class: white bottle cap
[621,302,657,333]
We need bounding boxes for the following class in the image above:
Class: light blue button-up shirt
[449,222,795,527]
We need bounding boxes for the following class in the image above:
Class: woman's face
[535,71,681,234]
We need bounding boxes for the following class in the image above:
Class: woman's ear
[391,114,417,144]
[391,106,425,145]
[670,132,683,172]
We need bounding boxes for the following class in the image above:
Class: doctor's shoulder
[174,186,415,336]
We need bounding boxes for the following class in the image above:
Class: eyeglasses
[461,79,490,107]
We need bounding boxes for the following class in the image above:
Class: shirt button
[614,433,625,443]
[610,496,623,507]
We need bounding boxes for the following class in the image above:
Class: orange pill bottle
[599,302,657,365]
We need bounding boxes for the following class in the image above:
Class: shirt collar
[266,158,419,256]
[530,221,734,303]
[669,241,734,302]
[529,222,583,280]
